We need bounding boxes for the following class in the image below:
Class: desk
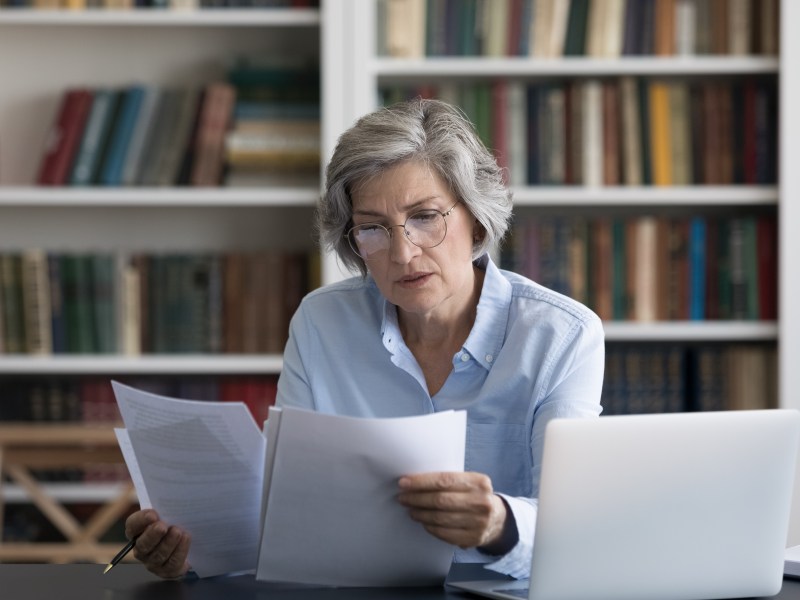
[1,564,799,600]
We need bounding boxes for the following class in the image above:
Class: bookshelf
[0,5,321,553]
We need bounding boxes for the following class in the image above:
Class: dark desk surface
[2,563,800,600]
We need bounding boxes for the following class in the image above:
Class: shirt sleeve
[486,314,606,579]
[483,495,538,579]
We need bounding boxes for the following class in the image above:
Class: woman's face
[350,160,478,322]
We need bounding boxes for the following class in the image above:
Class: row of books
[36,59,320,188]
[379,0,778,58]
[0,375,278,482]
[601,343,777,415]
[500,214,777,322]
[0,250,319,357]
[0,0,316,8]
[382,77,777,187]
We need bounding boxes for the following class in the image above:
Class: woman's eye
[410,212,438,223]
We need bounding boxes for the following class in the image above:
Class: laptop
[449,409,800,600]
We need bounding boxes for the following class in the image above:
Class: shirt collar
[379,255,512,372]
[463,254,511,371]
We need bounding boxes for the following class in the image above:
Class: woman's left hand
[397,471,508,550]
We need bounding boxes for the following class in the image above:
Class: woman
[125,98,605,580]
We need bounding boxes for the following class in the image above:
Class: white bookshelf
[2,482,137,504]
[510,185,778,206]
[603,321,778,343]
[369,56,780,77]
[0,7,320,26]
[0,354,283,375]
[0,186,319,207]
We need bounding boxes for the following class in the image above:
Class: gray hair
[317,98,513,276]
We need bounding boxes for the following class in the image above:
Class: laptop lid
[450,409,800,600]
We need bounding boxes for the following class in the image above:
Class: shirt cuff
[483,494,538,580]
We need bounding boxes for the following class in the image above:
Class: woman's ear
[472,220,486,244]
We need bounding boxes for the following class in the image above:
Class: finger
[135,525,183,569]
[398,472,466,491]
[124,509,159,540]
[398,490,466,510]
[407,507,478,529]
[132,520,170,558]
[399,472,492,493]
[150,530,191,580]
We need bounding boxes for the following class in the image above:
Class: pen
[103,537,137,574]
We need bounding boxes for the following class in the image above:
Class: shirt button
[486,354,493,363]
[460,353,470,363]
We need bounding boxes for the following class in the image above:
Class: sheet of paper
[256,407,467,587]
[114,428,151,509]
[111,381,266,577]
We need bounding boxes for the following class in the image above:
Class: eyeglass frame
[345,201,460,261]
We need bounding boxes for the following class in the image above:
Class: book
[98,85,146,186]
[155,88,201,186]
[668,81,692,185]
[620,77,642,185]
[190,82,236,187]
[21,249,53,355]
[137,88,183,186]
[120,87,162,187]
[582,80,604,187]
[564,0,589,56]
[601,80,620,185]
[648,81,672,185]
[385,0,426,57]
[674,0,697,55]
[0,254,25,354]
[654,0,675,55]
[37,88,93,186]
[68,89,119,186]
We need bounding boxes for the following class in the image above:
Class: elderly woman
[125,98,605,580]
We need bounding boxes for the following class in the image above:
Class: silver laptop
[450,409,800,600]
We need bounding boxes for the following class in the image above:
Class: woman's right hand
[124,508,191,579]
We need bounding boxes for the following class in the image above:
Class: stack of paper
[111,381,466,585]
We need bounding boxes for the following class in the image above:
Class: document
[257,406,466,586]
[112,381,266,577]
[111,381,467,585]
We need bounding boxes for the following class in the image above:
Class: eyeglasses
[346,202,459,261]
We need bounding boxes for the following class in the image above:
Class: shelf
[0,355,283,375]
[0,7,320,26]
[603,321,779,342]
[1,482,137,504]
[510,186,779,206]
[0,187,319,207]
[372,56,780,78]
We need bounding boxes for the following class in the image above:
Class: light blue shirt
[275,255,605,579]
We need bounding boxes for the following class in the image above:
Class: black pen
[103,537,137,574]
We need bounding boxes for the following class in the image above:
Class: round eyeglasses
[346,202,459,261]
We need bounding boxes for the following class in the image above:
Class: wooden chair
[0,424,136,563]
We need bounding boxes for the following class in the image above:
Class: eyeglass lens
[350,210,447,259]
